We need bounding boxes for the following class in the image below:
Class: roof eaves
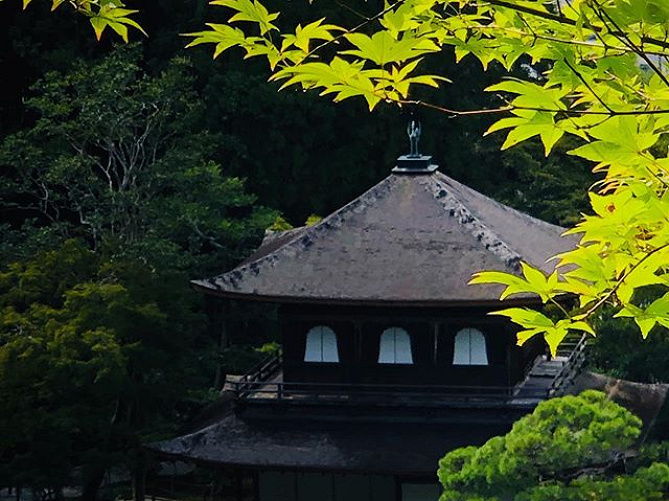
[188,280,546,307]
[200,175,397,291]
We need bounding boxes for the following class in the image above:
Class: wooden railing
[230,336,589,406]
[235,350,283,394]
[229,378,554,406]
[548,334,589,397]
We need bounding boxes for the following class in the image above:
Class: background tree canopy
[0,0,592,227]
[0,43,277,499]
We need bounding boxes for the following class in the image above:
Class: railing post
[277,383,283,400]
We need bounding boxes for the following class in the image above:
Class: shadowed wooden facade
[279,304,545,388]
[151,153,583,501]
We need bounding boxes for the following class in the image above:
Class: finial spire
[407,120,421,157]
[392,120,437,174]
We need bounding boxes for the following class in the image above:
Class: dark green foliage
[0,240,202,490]
[0,46,276,496]
[590,312,669,384]
[0,0,592,227]
[495,137,594,226]
[437,391,669,501]
[0,45,276,270]
[513,463,669,501]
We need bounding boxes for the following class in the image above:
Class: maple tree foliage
[9,0,669,354]
[1,0,144,41]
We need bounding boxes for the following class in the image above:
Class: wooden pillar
[367,475,373,501]
[355,321,363,361]
[132,456,147,501]
[506,327,512,387]
[293,471,299,501]
[252,471,260,501]
[432,322,439,365]
[394,477,402,501]
[208,298,230,390]
[234,470,246,501]
[355,321,363,383]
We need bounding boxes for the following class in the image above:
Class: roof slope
[151,410,510,475]
[150,376,667,475]
[193,171,576,304]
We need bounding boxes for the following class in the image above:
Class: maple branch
[303,0,407,60]
[465,23,668,57]
[333,0,370,21]
[481,0,669,51]
[579,242,669,319]
[562,59,614,113]
[589,0,669,89]
[399,99,669,117]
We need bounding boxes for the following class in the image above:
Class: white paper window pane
[394,328,413,364]
[321,328,339,362]
[304,328,322,362]
[378,327,413,364]
[453,329,471,365]
[469,329,489,365]
[304,326,339,362]
[453,328,488,366]
[378,330,395,363]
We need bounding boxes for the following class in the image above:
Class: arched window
[378,327,413,364]
[304,326,339,362]
[453,328,488,365]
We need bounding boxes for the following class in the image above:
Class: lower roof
[150,410,511,476]
[149,374,667,475]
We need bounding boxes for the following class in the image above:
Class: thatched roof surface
[150,408,510,475]
[193,171,576,305]
[570,371,669,443]
[150,374,668,475]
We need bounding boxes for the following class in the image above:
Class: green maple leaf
[615,293,669,338]
[470,262,560,303]
[211,0,279,35]
[490,309,594,356]
[343,31,439,66]
[185,24,249,59]
[89,4,147,42]
[281,19,342,53]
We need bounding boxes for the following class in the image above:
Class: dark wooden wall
[279,304,547,388]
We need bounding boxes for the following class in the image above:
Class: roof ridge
[196,175,397,290]
[434,171,567,234]
[417,173,522,272]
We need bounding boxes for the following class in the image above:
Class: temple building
[151,139,588,501]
